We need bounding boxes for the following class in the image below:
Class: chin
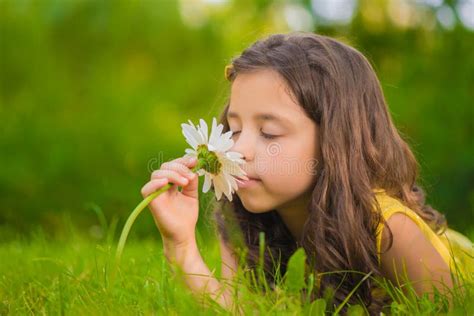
[238,194,274,214]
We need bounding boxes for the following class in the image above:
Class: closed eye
[230,130,279,140]
[260,131,277,140]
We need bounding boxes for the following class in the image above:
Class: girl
[141,32,473,314]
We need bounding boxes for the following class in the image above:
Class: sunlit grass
[1,220,472,315]
[0,231,474,315]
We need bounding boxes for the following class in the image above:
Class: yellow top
[373,188,473,281]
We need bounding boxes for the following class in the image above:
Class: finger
[141,178,169,198]
[158,155,199,199]
[167,183,179,196]
[151,170,190,187]
[177,155,198,168]
[179,171,199,199]
[178,155,199,199]
[158,160,197,180]
[161,156,198,174]
[154,166,198,199]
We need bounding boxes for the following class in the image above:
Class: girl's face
[228,68,320,213]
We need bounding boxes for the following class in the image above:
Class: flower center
[197,144,221,175]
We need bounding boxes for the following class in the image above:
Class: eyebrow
[227,111,291,126]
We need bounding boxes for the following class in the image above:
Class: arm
[163,238,236,310]
[219,233,239,282]
[379,213,454,302]
[218,234,245,315]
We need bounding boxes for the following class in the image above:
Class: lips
[235,174,250,181]
[235,175,261,189]
[237,175,260,181]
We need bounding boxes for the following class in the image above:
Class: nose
[230,129,256,162]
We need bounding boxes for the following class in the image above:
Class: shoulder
[374,190,453,268]
[374,190,428,243]
[379,212,453,296]
[374,191,443,254]
[380,211,430,252]
[374,190,409,218]
[374,192,454,290]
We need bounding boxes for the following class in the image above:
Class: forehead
[228,69,305,121]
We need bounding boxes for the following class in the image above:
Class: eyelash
[231,130,278,140]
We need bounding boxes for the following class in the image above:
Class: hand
[141,155,200,246]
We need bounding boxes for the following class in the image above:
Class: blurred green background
[1,0,473,242]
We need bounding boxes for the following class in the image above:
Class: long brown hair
[212,32,447,314]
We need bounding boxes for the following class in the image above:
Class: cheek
[238,138,318,213]
[257,145,317,195]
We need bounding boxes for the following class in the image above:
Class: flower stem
[115,183,173,263]
[111,161,204,284]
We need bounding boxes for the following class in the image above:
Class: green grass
[1,221,473,315]
[0,228,214,315]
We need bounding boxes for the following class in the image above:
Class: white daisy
[181,117,248,201]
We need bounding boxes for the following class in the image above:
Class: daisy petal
[216,172,232,201]
[199,119,209,143]
[225,151,245,164]
[187,119,196,129]
[189,123,205,144]
[226,151,243,160]
[222,130,233,140]
[180,117,248,202]
[209,121,224,150]
[214,174,229,201]
[185,148,197,155]
[222,177,234,201]
[224,171,238,192]
[181,124,200,149]
[203,173,212,193]
[197,169,206,176]
[218,138,234,152]
[229,178,238,192]
[214,183,223,200]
